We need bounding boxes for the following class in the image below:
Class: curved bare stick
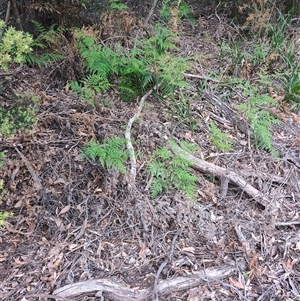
[125,84,160,187]
[169,142,270,208]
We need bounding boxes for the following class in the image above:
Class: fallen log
[169,141,270,208]
[53,263,241,301]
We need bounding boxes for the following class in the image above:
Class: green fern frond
[179,141,199,153]
[82,73,111,92]
[209,122,234,152]
[170,156,190,169]
[236,91,281,156]
[152,147,171,161]
[148,143,197,200]
[82,138,128,173]
[26,52,65,67]
[150,178,164,199]
[31,20,47,35]
[147,161,167,178]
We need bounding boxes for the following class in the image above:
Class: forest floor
[1,9,300,301]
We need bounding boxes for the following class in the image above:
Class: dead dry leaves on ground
[1,13,300,301]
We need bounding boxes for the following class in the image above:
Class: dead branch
[15,147,43,190]
[183,73,221,83]
[53,263,239,301]
[146,0,159,23]
[125,84,160,187]
[169,141,270,208]
[25,294,76,301]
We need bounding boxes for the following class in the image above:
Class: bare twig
[183,73,221,83]
[125,84,161,187]
[146,0,159,23]
[15,147,43,190]
[5,0,11,23]
[275,221,300,226]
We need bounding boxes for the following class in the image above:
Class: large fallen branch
[53,263,241,301]
[169,141,270,208]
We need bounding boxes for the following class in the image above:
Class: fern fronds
[148,143,197,199]
[26,52,65,67]
[209,121,234,152]
[82,73,111,93]
[82,138,128,173]
[72,26,190,103]
[237,92,281,156]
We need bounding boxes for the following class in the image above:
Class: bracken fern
[71,24,190,103]
[82,137,128,173]
[148,143,197,199]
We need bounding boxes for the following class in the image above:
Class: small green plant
[0,152,5,167]
[147,142,197,199]
[0,20,33,71]
[108,0,128,11]
[234,80,281,156]
[159,0,196,26]
[0,179,6,202]
[0,93,38,138]
[268,10,291,51]
[82,137,129,173]
[0,211,12,226]
[25,21,65,68]
[178,1,196,27]
[209,121,234,152]
[282,67,300,104]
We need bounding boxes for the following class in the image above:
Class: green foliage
[0,152,5,167]
[159,0,196,26]
[234,80,281,156]
[179,140,199,153]
[0,20,33,71]
[159,0,172,22]
[82,137,128,173]
[0,211,12,226]
[268,10,291,51]
[281,66,300,104]
[0,179,6,199]
[209,121,234,152]
[25,21,65,68]
[71,25,190,104]
[147,143,197,199]
[68,81,96,107]
[108,0,128,11]
[178,1,196,27]
[0,93,38,138]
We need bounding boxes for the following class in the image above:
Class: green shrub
[233,79,281,156]
[0,93,38,138]
[0,20,33,71]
